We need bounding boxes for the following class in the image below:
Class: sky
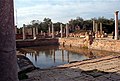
[14,0,120,28]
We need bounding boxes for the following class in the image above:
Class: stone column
[15,25,17,34]
[95,23,98,33]
[52,23,55,38]
[93,20,95,32]
[0,0,18,81]
[66,23,69,38]
[64,28,66,34]
[41,30,43,35]
[114,11,119,40]
[33,28,36,39]
[23,24,26,40]
[100,23,102,34]
[36,27,38,35]
[48,24,51,36]
[60,24,63,38]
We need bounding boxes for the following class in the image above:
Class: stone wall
[58,38,89,48]
[17,38,120,53]
[59,38,120,53]
[89,39,120,53]
[16,39,59,48]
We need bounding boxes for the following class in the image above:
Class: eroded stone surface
[21,55,120,81]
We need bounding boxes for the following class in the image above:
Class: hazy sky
[14,0,120,27]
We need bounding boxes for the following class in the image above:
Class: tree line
[21,16,120,34]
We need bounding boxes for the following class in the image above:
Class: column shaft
[66,23,69,38]
[60,24,63,38]
[115,11,119,40]
[33,28,36,39]
[93,20,95,32]
[0,0,18,81]
[52,23,54,38]
[100,23,102,34]
[23,24,26,40]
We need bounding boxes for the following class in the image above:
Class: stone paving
[21,55,120,81]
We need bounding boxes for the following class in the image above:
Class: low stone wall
[89,39,120,53]
[16,37,120,53]
[58,38,89,48]
[16,39,59,48]
[59,38,120,53]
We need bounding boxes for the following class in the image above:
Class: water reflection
[18,46,119,69]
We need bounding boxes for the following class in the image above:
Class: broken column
[0,0,18,81]
[114,11,119,40]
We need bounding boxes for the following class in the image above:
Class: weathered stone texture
[21,55,120,81]
[89,39,120,52]
[59,38,120,53]
[0,0,18,81]
[59,38,88,48]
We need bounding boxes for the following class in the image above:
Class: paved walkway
[21,55,120,81]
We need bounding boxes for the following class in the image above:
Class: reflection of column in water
[34,51,38,62]
[36,51,39,56]
[50,50,52,55]
[62,50,64,62]
[53,49,55,63]
[35,54,37,62]
[32,53,34,57]
[29,53,32,56]
[67,51,70,63]
[24,53,27,56]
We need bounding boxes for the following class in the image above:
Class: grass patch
[18,72,28,80]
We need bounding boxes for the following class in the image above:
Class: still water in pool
[18,46,118,69]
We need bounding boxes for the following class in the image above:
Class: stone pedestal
[0,0,18,81]
[114,11,119,40]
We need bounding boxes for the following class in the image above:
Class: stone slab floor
[21,55,120,81]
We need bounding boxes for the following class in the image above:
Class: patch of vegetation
[18,72,28,80]
[18,67,38,80]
